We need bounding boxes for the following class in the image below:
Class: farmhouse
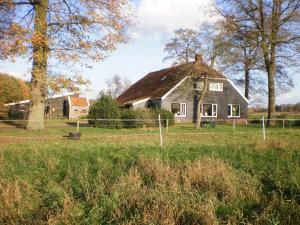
[4,93,90,119]
[117,56,248,121]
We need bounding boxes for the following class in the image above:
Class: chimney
[195,54,203,64]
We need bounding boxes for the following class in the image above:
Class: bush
[88,94,121,128]
[120,108,174,128]
[152,108,175,127]
[121,109,141,128]
[136,109,157,127]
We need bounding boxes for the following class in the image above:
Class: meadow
[0,122,300,224]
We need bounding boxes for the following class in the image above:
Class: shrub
[120,108,175,128]
[135,108,157,127]
[120,109,141,128]
[152,108,175,127]
[88,94,121,128]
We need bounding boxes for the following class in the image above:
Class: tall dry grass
[1,138,300,224]
[107,156,260,225]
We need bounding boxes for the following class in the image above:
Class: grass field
[0,122,300,224]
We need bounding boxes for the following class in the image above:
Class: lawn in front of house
[0,122,300,224]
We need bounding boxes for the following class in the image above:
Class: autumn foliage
[0,73,30,107]
[0,0,133,129]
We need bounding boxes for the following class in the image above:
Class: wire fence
[1,117,300,129]
[0,117,299,128]
[1,116,300,147]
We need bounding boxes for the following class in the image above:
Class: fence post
[283,119,285,129]
[158,114,163,148]
[77,118,80,133]
[262,116,266,141]
[233,119,236,132]
[166,119,169,134]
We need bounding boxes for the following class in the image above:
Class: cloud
[134,0,218,39]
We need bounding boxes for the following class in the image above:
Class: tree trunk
[244,66,250,99]
[267,59,276,127]
[195,75,208,129]
[27,0,49,130]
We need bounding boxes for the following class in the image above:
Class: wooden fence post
[262,116,265,141]
[233,119,236,132]
[166,119,169,134]
[77,118,80,133]
[158,114,163,148]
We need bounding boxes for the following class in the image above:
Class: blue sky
[0,0,299,105]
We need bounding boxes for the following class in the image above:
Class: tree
[0,0,133,130]
[88,93,121,128]
[219,18,264,100]
[177,56,219,129]
[164,28,224,129]
[0,73,30,107]
[217,0,300,125]
[105,74,131,98]
[163,29,202,65]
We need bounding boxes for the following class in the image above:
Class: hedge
[88,94,175,129]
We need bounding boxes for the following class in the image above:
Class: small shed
[68,96,90,119]
[4,93,90,119]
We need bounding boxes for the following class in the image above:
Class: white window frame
[172,102,187,117]
[228,104,240,118]
[194,81,204,91]
[209,82,223,92]
[202,103,217,118]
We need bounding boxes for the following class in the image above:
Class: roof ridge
[117,63,226,106]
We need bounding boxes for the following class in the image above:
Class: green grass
[0,124,300,224]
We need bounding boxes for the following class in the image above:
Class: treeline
[0,73,30,107]
[275,103,300,113]
[250,103,300,113]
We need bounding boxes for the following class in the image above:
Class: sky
[0,0,299,105]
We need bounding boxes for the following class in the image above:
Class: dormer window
[194,81,204,90]
[209,82,223,91]
[161,76,167,81]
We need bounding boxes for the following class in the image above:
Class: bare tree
[217,0,300,125]
[164,27,224,129]
[219,18,264,100]
[163,29,202,65]
[0,0,133,129]
[105,74,131,98]
[177,56,221,129]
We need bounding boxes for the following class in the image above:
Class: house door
[63,100,68,117]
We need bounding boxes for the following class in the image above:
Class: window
[202,104,217,117]
[209,82,223,91]
[194,81,204,90]
[172,103,186,117]
[74,107,79,112]
[161,76,167,81]
[228,104,240,117]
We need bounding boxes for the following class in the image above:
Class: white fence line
[0,118,300,122]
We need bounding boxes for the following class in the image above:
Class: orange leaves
[1,0,133,101]
[46,73,90,95]
[79,41,92,49]
[31,32,48,47]
[0,22,28,60]
[0,73,30,106]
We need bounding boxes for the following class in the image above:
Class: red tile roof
[117,63,225,106]
[70,97,89,107]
